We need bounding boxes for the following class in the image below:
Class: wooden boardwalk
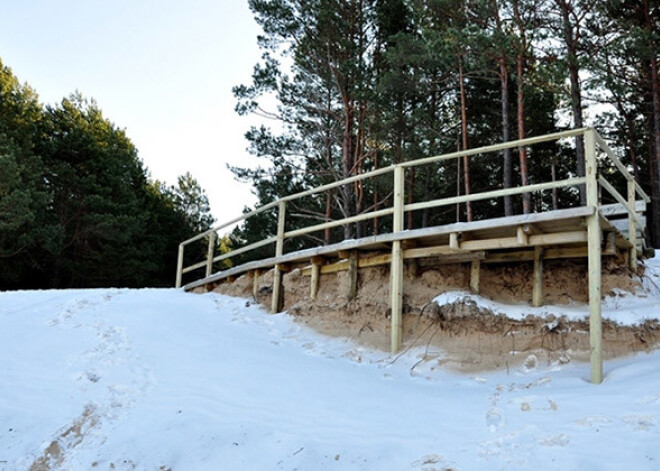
[177,128,650,384]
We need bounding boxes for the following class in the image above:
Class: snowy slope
[1,279,659,470]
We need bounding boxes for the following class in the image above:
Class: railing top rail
[180,127,646,251]
[177,127,651,288]
[183,128,591,247]
[400,127,589,169]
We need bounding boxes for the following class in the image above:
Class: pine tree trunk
[645,0,660,247]
[373,149,379,236]
[517,54,531,214]
[557,0,586,205]
[408,167,415,229]
[494,0,514,216]
[325,190,332,245]
[501,58,514,216]
[551,158,559,210]
[342,100,355,239]
[459,56,473,221]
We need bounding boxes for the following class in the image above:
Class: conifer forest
[231,0,660,256]
[2,0,660,289]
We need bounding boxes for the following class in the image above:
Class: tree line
[231,0,660,253]
[0,58,214,289]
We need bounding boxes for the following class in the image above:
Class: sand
[209,259,659,372]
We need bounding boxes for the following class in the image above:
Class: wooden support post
[252,269,260,299]
[516,225,529,245]
[628,179,637,270]
[175,243,184,288]
[585,129,603,384]
[532,246,544,307]
[449,232,460,250]
[603,232,616,255]
[271,201,287,314]
[205,231,216,278]
[470,259,480,294]
[310,259,321,300]
[390,166,405,353]
[271,268,282,313]
[348,250,358,300]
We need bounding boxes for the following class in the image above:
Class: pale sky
[0,0,264,224]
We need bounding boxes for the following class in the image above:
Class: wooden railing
[176,127,649,289]
[177,127,650,385]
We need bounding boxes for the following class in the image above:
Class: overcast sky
[0,0,264,224]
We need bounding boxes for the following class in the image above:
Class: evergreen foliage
[0,58,214,289]
[232,0,660,248]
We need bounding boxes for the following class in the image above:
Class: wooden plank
[310,261,320,300]
[628,180,637,269]
[380,207,594,245]
[212,236,277,263]
[252,269,260,298]
[182,259,208,274]
[418,252,486,265]
[470,259,480,294]
[280,166,394,205]
[175,243,184,288]
[183,207,595,291]
[284,207,394,240]
[594,132,650,202]
[529,231,588,245]
[516,225,529,245]
[391,166,405,353]
[348,251,358,300]
[401,127,588,170]
[404,177,587,214]
[205,231,216,278]
[485,246,588,263]
[598,176,644,227]
[271,201,287,314]
[404,245,458,259]
[449,232,460,250]
[599,216,633,250]
[586,129,603,385]
[532,247,544,307]
[599,200,646,216]
[359,253,392,268]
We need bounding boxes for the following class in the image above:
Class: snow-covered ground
[1,259,659,470]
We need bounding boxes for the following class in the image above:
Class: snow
[434,254,660,326]
[0,260,659,470]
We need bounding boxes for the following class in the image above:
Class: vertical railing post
[271,200,287,313]
[390,166,405,353]
[585,128,603,384]
[628,179,637,270]
[205,231,217,278]
[175,243,185,288]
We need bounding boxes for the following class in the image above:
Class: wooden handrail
[175,127,647,289]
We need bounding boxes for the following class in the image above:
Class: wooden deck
[184,206,632,290]
[176,128,651,384]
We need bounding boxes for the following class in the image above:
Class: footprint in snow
[538,433,570,447]
[486,408,503,432]
[621,414,656,431]
[573,415,612,427]
[409,453,457,470]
